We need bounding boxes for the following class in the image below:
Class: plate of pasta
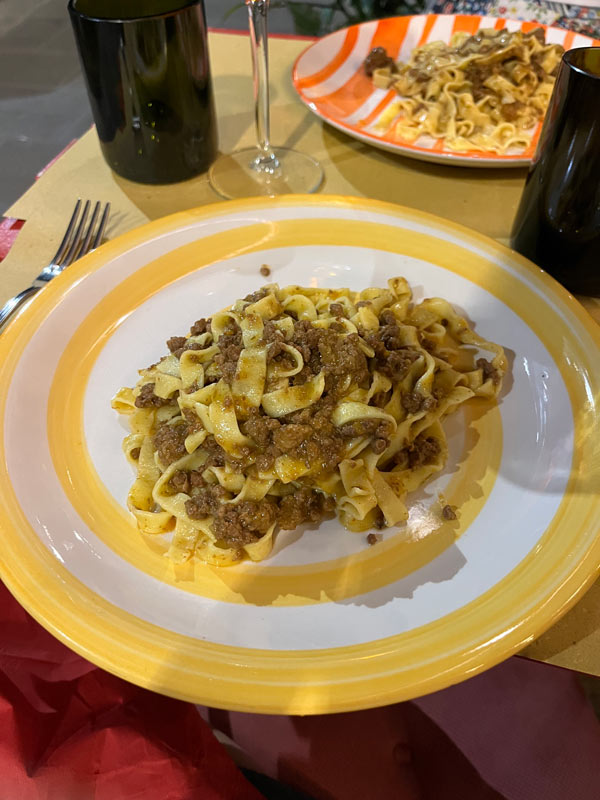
[1,195,599,714]
[292,14,599,166]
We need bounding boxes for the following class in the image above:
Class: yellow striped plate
[292,14,599,167]
[1,195,599,714]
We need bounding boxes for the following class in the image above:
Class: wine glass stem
[247,0,279,170]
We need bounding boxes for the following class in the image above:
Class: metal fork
[0,199,110,333]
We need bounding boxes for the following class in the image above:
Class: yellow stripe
[0,196,598,714]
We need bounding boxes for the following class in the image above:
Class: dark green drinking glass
[511,47,600,296]
[68,0,217,184]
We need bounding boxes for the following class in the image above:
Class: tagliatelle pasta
[112,278,506,566]
[363,27,564,154]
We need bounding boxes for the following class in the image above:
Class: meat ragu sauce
[141,302,437,555]
[115,278,506,565]
[363,27,562,124]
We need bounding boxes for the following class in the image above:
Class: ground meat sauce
[181,407,202,433]
[442,503,457,521]
[135,383,175,408]
[241,394,393,476]
[202,435,228,468]
[290,320,369,392]
[402,390,437,415]
[260,321,294,366]
[526,28,545,44]
[170,469,191,494]
[148,295,452,551]
[278,489,335,530]
[338,418,391,439]
[462,32,550,106]
[154,422,188,465]
[363,46,396,77]
[501,100,525,122]
[242,411,280,450]
[244,287,269,304]
[190,318,211,336]
[320,330,369,391]
[410,435,441,468]
[165,318,211,356]
[214,330,243,385]
[464,63,498,102]
[185,483,227,517]
[261,320,283,344]
[185,485,334,552]
[167,336,187,353]
[408,67,431,83]
[268,341,291,364]
[393,434,441,471]
[242,397,348,474]
[273,423,313,452]
[176,341,208,359]
[476,357,501,384]
[371,436,388,455]
[329,302,346,317]
[364,313,421,382]
[156,309,432,483]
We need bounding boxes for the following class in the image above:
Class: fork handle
[0,286,40,332]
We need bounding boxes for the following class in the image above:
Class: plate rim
[1,194,600,714]
[291,14,597,168]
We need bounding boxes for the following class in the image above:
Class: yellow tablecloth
[3,30,600,677]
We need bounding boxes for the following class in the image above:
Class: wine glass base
[209,146,323,199]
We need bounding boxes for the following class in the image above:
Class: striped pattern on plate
[292,13,599,167]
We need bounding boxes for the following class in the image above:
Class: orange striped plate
[292,14,599,167]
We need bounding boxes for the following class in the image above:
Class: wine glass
[208,0,323,199]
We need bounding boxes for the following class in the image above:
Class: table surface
[3,30,600,679]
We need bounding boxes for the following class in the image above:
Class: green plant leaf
[223,2,245,21]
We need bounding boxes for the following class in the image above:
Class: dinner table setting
[1,1,600,798]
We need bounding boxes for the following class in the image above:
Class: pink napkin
[0,218,24,263]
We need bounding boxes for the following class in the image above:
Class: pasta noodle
[113,278,506,566]
[363,27,564,154]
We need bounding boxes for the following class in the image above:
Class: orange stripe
[358,89,396,128]
[563,30,576,49]
[431,138,445,153]
[296,26,359,89]
[520,20,545,34]
[494,18,506,30]
[417,14,437,47]
[367,15,410,58]
[308,16,411,120]
[451,15,483,36]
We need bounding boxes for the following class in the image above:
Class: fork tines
[53,199,111,267]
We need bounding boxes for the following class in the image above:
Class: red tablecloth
[0,581,263,800]
[2,577,600,800]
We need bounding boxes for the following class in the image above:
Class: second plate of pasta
[0,196,599,714]
[293,14,598,166]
